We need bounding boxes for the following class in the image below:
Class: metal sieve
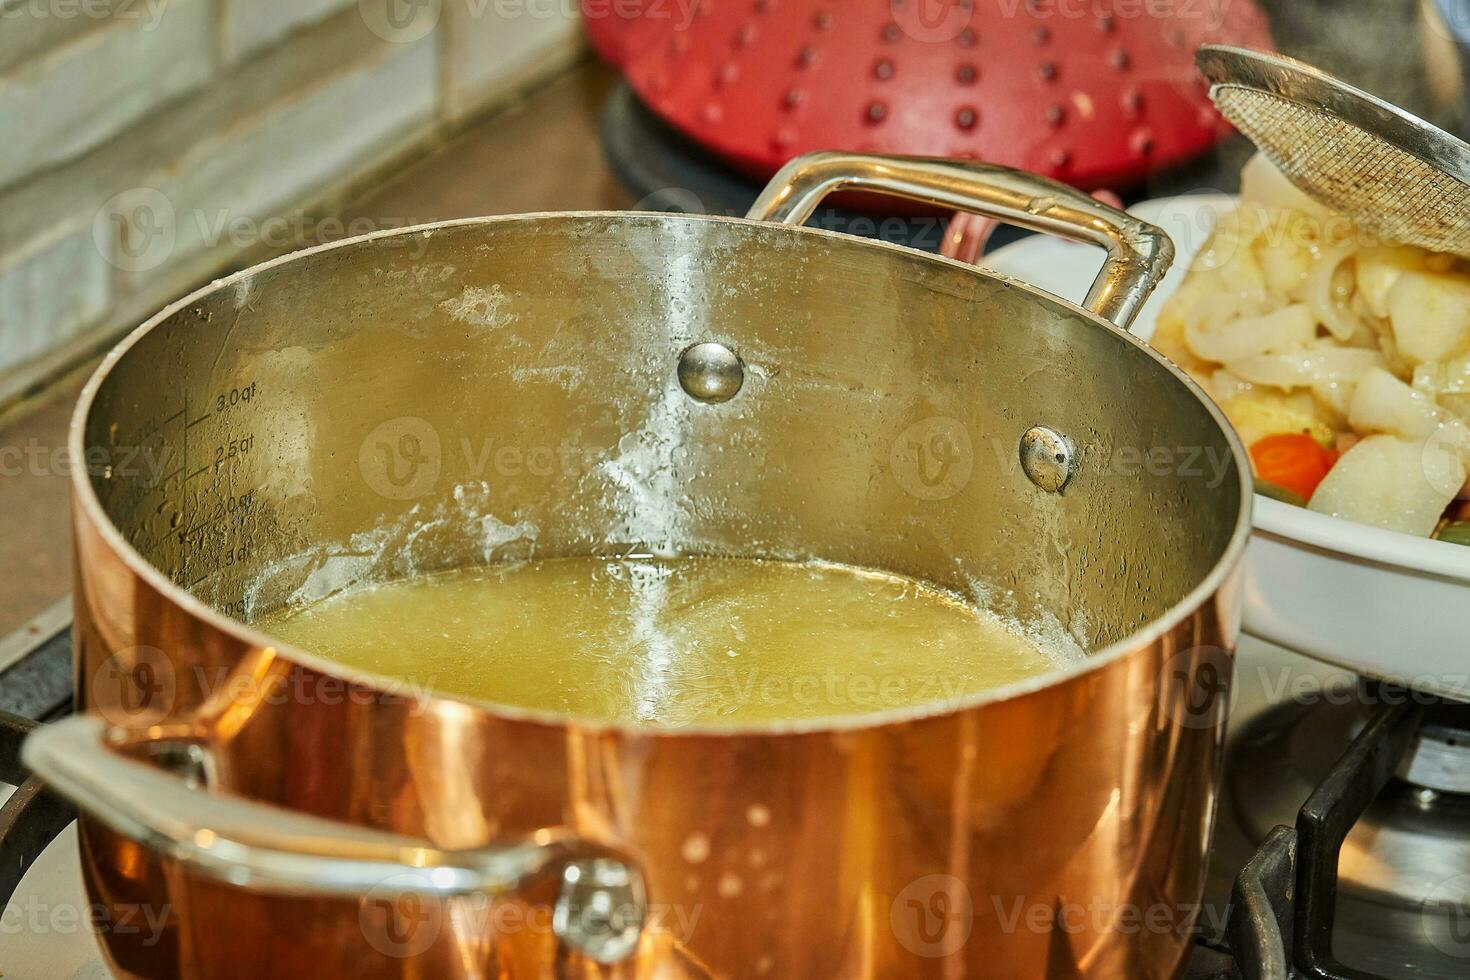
[1197,44,1470,257]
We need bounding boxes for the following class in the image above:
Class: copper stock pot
[24,154,1250,978]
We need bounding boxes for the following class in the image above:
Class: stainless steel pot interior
[80,205,1244,703]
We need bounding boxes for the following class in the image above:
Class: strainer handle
[22,714,649,966]
[748,152,1174,330]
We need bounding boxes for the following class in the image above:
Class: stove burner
[1400,703,1470,795]
[1226,687,1470,979]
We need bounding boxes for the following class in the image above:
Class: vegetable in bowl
[1152,154,1470,544]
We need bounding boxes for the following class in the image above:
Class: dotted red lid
[598,0,1274,189]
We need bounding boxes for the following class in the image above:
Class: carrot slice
[1250,433,1337,502]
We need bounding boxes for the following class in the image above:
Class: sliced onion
[1185,303,1316,363]
[1348,367,1442,440]
[1308,244,1362,341]
[1227,347,1384,389]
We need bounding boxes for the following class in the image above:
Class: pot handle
[22,714,647,966]
[747,151,1174,330]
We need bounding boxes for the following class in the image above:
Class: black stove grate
[1229,691,1470,980]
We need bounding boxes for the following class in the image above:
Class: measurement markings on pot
[108,378,269,594]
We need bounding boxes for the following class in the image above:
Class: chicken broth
[253,557,1063,727]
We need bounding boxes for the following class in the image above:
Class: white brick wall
[0,0,582,382]
[0,0,213,188]
[118,35,439,287]
[444,0,581,119]
[0,229,109,370]
[0,0,121,73]
[220,0,357,63]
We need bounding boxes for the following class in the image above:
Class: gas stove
[2,616,1465,979]
[5,4,1470,968]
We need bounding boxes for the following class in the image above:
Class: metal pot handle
[22,715,647,965]
[747,151,1175,330]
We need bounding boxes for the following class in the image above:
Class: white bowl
[984,194,1470,699]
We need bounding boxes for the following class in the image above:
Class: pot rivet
[1020,425,1075,493]
[678,342,744,404]
[553,858,646,964]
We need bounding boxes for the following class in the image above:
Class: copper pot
[26,154,1249,979]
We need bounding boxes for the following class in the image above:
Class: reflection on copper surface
[58,185,1246,977]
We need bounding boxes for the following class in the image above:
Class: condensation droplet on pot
[682,832,711,863]
[746,803,771,827]
[717,872,744,898]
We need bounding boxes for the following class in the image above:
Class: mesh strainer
[1196,44,1470,256]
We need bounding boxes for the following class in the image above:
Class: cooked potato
[1386,270,1470,365]
[1356,246,1427,319]
[1308,435,1464,537]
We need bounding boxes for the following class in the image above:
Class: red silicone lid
[603,0,1273,189]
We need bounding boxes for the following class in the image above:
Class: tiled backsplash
[0,0,581,389]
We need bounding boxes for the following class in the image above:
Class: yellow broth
[254,557,1063,727]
